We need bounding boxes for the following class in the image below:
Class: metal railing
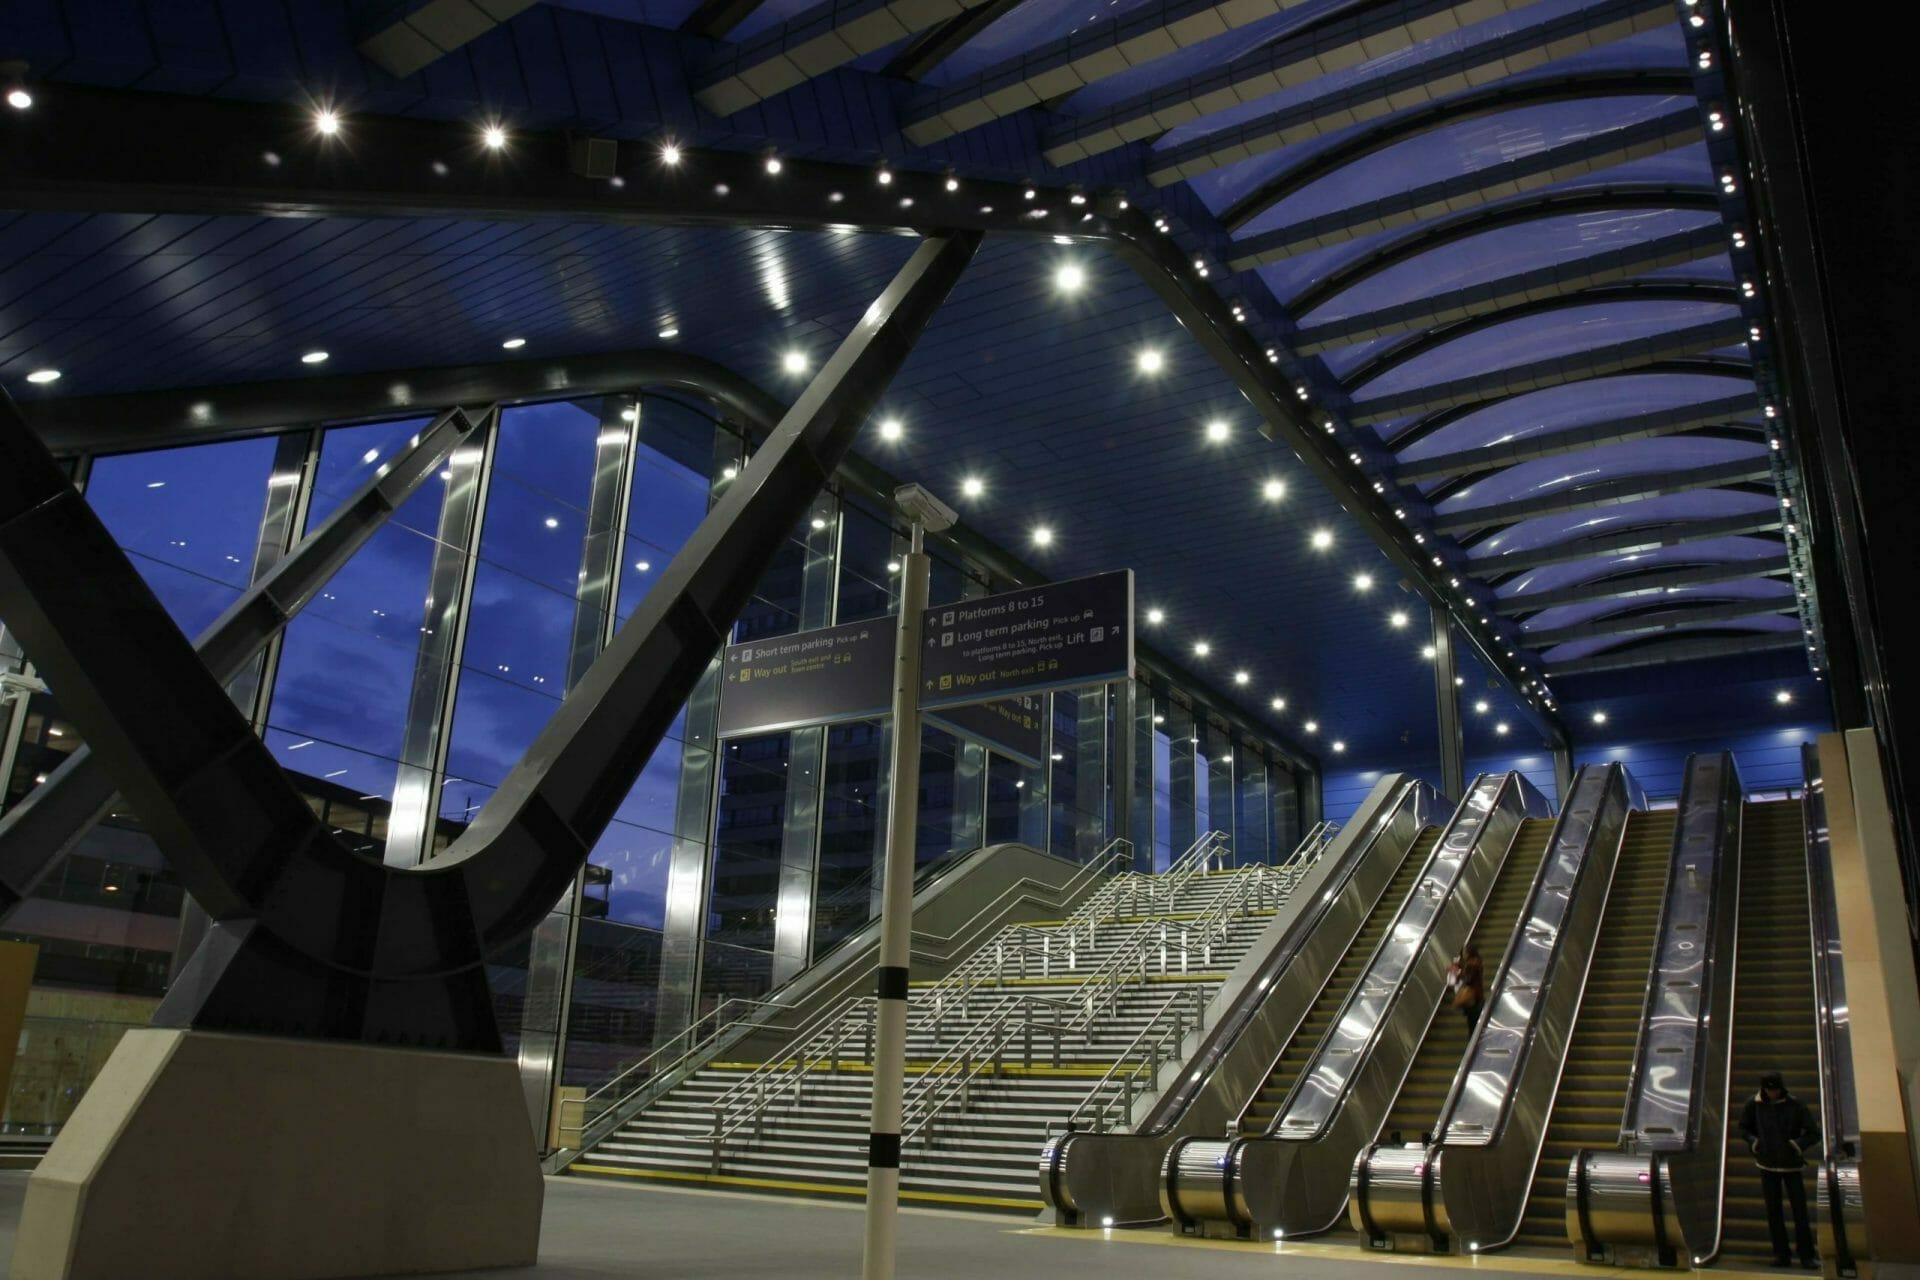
[1048,986,1208,1138]
[1285,820,1340,867]
[1801,743,1863,1276]
[703,844,1265,1173]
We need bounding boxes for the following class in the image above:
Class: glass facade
[0,381,1315,1140]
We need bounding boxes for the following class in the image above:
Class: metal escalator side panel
[1801,743,1866,1274]
[1425,762,1645,1253]
[1231,771,1555,1238]
[1046,773,1443,1228]
[1572,750,1745,1266]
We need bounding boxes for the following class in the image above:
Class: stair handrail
[1286,821,1340,868]
[704,994,879,1166]
[1177,863,1295,968]
[1049,985,1209,1137]
[564,995,796,1145]
[1800,742,1865,1275]
[901,993,1078,1149]
[1152,830,1231,913]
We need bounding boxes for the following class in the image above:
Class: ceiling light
[1389,610,1409,628]
[811,516,828,531]
[1421,645,1436,660]
[1354,573,1373,592]
[1054,262,1086,293]
[1031,526,1054,547]
[1262,479,1285,501]
[945,174,960,192]
[763,152,783,174]
[501,337,526,349]
[660,143,682,165]
[781,350,809,375]
[25,368,60,384]
[960,476,984,499]
[1137,348,1165,375]
[1495,722,1510,736]
[480,123,510,150]
[1193,641,1210,657]
[658,326,680,339]
[543,516,560,530]
[1303,720,1318,734]
[1234,671,1250,686]
[878,417,903,441]
[1023,188,1036,200]
[301,350,329,364]
[722,466,738,480]
[1474,700,1489,714]
[1776,689,1793,705]
[6,88,31,111]
[1153,714,1165,725]
[1310,529,1333,550]
[637,561,651,572]
[1270,697,1286,712]
[887,561,901,573]
[1205,419,1229,443]
[313,107,340,136]
[1592,711,1608,725]
[877,167,893,185]
[1146,608,1165,625]
[1332,741,1346,753]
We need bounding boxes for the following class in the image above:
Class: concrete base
[8,1028,543,1280]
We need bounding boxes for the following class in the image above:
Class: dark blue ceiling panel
[1522,575,1793,634]
[1,0,1829,764]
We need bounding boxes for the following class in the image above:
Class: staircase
[1514,808,1676,1247]
[1722,800,1821,1264]
[571,850,1305,1209]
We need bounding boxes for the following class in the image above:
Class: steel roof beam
[1045,0,1673,174]
[0,84,1104,241]
[883,0,1025,80]
[1228,107,1705,269]
[682,0,770,38]
[1296,223,1727,354]
[1221,70,1695,231]
[1288,184,1721,318]
[1102,207,1567,746]
[1471,511,1784,574]
[695,0,997,117]
[1496,558,1792,616]
[1436,456,1773,534]
[900,0,1322,146]
[1543,631,1801,675]
[1525,597,1794,647]
[1350,315,1750,426]
[1343,281,1741,392]
[356,0,540,78]
[1394,394,1759,482]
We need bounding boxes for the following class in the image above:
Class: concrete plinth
[8,1028,543,1280]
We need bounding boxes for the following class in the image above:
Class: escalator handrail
[1138,775,1446,1136]
[1801,741,1862,1273]
[1617,751,1743,1154]
[1430,762,1647,1150]
[1261,769,1554,1141]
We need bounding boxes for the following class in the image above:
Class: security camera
[893,483,957,533]
[0,671,47,707]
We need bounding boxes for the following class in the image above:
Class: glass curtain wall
[0,385,1315,1137]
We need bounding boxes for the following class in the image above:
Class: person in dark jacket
[1446,943,1484,1031]
[1739,1070,1820,1268]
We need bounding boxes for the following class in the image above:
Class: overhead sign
[925,694,1046,767]
[919,571,1133,712]
[717,619,894,738]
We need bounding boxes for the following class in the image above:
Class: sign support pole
[862,521,929,1280]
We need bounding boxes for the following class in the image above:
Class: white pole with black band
[862,484,954,1280]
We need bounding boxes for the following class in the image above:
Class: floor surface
[0,1170,1782,1279]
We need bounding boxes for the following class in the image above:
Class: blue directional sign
[716,619,894,738]
[918,571,1134,712]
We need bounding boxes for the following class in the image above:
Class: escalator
[1512,808,1676,1247]
[1722,799,1821,1265]
[1377,818,1557,1147]
[1237,828,1441,1136]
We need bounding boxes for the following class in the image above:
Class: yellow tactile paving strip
[1015,1226,1787,1279]
[568,1163,1041,1210]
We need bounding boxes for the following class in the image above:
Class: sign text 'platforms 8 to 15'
[716,570,1134,744]
[918,571,1133,711]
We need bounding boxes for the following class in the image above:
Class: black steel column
[1432,605,1466,800]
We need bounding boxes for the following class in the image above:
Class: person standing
[1446,943,1484,1031]
[1739,1069,1820,1268]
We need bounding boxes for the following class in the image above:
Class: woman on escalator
[1446,943,1484,1032]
